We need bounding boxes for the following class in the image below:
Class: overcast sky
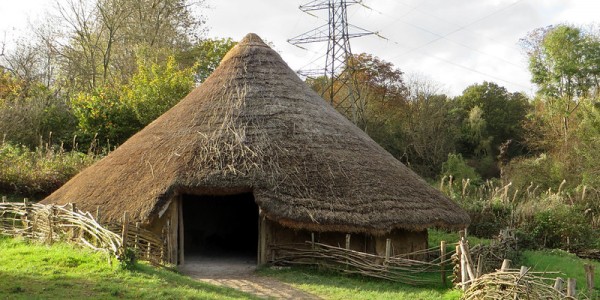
[1,0,599,96]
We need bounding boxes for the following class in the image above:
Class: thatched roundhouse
[43,33,469,265]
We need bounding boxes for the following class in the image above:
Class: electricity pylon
[289,0,374,121]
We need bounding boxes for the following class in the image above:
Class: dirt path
[179,256,321,300]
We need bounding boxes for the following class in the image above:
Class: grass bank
[0,236,258,300]
[519,249,600,298]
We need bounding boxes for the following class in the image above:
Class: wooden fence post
[455,244,462,286]
[584,264,595,294]
[160,226,166,264]
[311,232,315,249]
[23,198,30,238]
[519,266,529,276]
[385,238,392,263]
[146,242,151,260]
[2,196,6,203]
[460,245,468,290]
[95,206,101,223]
[440,241,447,287]
[553,277,564,293]
[501,259,511,272]
[47,205,55,244]
[121,212,129,251]
[134,222,140,251]
[70,203,77,240]
[567,278,576,297]
[476,254,483,278]
[345,234,351,250]
[459,238,476,281]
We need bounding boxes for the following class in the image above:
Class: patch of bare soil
[179,255,321,300]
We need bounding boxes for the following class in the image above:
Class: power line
[289,0,532,93]
[289,0,375,122]
[360,1,526,70]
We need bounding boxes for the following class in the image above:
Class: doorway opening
[181,193,258,262]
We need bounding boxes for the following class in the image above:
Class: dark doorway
[182,193,258,260]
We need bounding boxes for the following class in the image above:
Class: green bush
[464,200,512,238]
[520,203,598,251]
[71,56,195,146]
[503,153,574,192]
[441,153,481,184]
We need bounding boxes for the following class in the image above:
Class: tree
[521,24,600,143]
[397,74,458,177]
[35,0,205,92]
[455,82,529,158]
[71,56,195,145]
[177,38,237,82]
[453,82,529,178]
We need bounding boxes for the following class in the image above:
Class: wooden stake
[459,238,476,281]
[23,198,30,238]
[134,222,140,251]
[345,234,351,250]
[455,244,462,286]
[385,238,392,263]
[553,277,564,292]
[501,259,511,272]
[476,254,482,278]
[567,278,576,297]
[122,212,129,250]
[584,264,595,293]
[146,242,151,260]
[311,232,315,249]
[70,203,78,240]
[440,241,447,287]
[47,206,55,244]
[460,245,468,290]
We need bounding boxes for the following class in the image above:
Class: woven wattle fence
[0,200,167,267]
[270,241,456,286]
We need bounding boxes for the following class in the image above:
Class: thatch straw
[42,33,470,234]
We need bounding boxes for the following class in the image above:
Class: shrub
[503,154,568,192]
[519,202,598,251]
[0,142,97,197]
[441,153,481,184]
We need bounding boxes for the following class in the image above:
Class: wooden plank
[178,198,184,265]
[258,209,267,265]
[167,201,178,265]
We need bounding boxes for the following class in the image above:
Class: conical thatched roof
[43,33,469,234]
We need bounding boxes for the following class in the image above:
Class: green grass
[519,249,600,298]
[257,266,462,300]
[0,236,259,300]
[3,233,599,300]
[428,229,492,247]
